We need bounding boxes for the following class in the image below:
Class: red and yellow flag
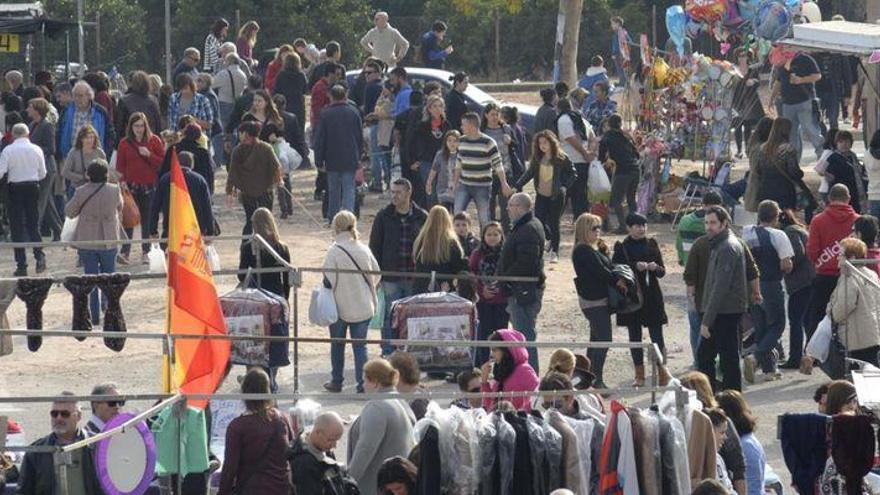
[162,149,230,409]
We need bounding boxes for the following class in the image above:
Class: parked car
[345,67,537,130]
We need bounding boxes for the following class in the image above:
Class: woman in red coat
[115,112,165,264]
[265,44,294,93]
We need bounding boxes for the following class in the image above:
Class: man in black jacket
[314,84,363,221]
[598,114,640,234]
[18,392,105,495]
[369,178,428,355]
[290,411,352,495]
[150,151,215,240]
[498,192,546,370]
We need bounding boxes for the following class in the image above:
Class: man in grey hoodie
[698,206,749,392]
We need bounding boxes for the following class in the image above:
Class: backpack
[555,111,589,142]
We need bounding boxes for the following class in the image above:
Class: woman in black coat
[611,212,667,386]
[160,123,215,193]
[273,53,308,134]
[756,118,805,212]
[408,95,450,208]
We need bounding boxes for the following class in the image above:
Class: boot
[632,365,646,387]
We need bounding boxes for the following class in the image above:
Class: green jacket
[676,210,706,266]
[684,232,760,314]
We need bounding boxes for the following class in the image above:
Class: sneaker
[13,266,27,277]
[323,381,342,393]
[743,355,756,384]
[550,251,559,264]
[35,258,46,274]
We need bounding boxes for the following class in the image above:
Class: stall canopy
[0,17,76,38]
[779,20,880,55]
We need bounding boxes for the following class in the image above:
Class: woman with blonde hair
[348,358,416,495]
[236,21,260,68]
[571,213,620,389]
[62,124,106,190]
[410,94,450,207]
[827,238,880,366]
[239,207,291,299]
[265,44,294,93]
[322,210,381,393]
[413,205,467,293]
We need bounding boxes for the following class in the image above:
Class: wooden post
[494,7,501,82]
[95,13,100,69]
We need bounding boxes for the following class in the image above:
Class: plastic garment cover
[289,398,322,438]
[564,414,596,495]
[524,413,547,494]
[547,409,583,494]
[538,413,564,491]
[660,412,691,495]
[220,286,290,368]
[476,411,516,495]
[390,291,476,369]
[477,412,497,495]
[414,403,481,494]
[630,410,662,495]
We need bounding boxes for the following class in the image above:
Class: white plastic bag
[806,314,833,362]
[148,243,167,274]
[206,245,221,272]
[588,160,612,195]
[60,217,78,242]
[308,285,338,326]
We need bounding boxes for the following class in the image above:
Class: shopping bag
[148,243,167,274]
[806,315,832,363]
[60,217,78,242]
[308,282,338,326]
[369,288,386,330]
[588,160,612,195]
[121,188,141,228]
[206,245,221,272]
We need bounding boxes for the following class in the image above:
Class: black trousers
[535,193,564,253]
[610,171,639,229]
[278,174,293,216]
[584,305,612,386]
[567,162,590,222]
[628,323,665,366]
[805,274,839,341]
[8,181,44,269]
[489,176,510,232]
[122,188,154,257]
[734,119,756,154]
[474,302,509,367]
[241,191,274,235]
[697,312,743,392]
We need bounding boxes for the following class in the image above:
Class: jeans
[80,248,117,324]
[326,170,356,221]
[380,280,414,356]
[806,274,839,342]
[628,324,665,366]
[490,177,510,231]
[8,182,44,269]
[475,302,509,367]
[329,318,370,390]
[734,119,756,154]
[613,55,628,88]
[584,305,612,386]
[37,168,61,239]
[506,288,543,371]
[568,162,590,222]
[368,126,390,189]
[219,101,235,130]
[782,100,824,162]
[786,286,811,363]
[278,174,293,216]
[211,132,226,168]
[122,187,154,257]
[818,89,839,130]
[697,312,743,392]
[241,191,274,235]
[869,200,880,218]
[454,185,492,228]
[688,310,702,367]
[535,193,564,253]
[751,280,786,372]
[610,171,639,229]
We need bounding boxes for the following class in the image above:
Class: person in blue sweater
[717,390,767,495]
[420,21,453,69]
[578,56,611,96]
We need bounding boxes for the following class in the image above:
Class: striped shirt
[456,133,502,187]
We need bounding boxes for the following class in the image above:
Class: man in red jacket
[804,184,859,350]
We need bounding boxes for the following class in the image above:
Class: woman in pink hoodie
[480,329,540,411]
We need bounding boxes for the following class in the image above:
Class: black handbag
[819,325,847,380]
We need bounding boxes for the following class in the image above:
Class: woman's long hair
[761,117,793,157]
[125,112,154,143]
[241,367,273,415]
[414,205,462,264]
[530,130,566,164]
[480,102,501,130]
[747,116,774,152]
[573,213,608,256]
[488,331,515,389]
[238,21,259,45]
[422,94,446,123]
[251,207,283,246]
[441,129,460,161]
[74,124,100,151]
[716,390,758,436]
[251,89,282,125]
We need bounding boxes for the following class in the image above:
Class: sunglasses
[50,410,72,418]
[467,387,480,394]
[106,400,125,408]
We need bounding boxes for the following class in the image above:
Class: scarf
[478,244,502,277]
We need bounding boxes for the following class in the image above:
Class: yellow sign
[0,34,20,53]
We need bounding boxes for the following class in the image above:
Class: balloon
[686,0,728,23]
[801,1,822,23]
[666,6,688,55]
[723,1,744,26]
[784,0,802,11]
[738,0,761,21]
[653,57,670,87]
[755,1,792,41]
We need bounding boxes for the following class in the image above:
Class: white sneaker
[550,252,559,264]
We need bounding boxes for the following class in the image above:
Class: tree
[558,0,584,88]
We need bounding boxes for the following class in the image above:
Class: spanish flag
[162,149,230,409]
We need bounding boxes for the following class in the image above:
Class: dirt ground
[0,91,836,487]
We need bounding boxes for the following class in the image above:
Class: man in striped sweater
[452,112,513,228]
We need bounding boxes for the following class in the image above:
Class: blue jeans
[329,318,370,390]
[381,280,414,356]
[454,184,491,228]
[786,286,811,363]
[782,100,824,162]
[368,126,389,189]
[326,170,356,220]
[219,101,235,130]
[79,248,117,324]
[419,160,436,207]
[751,280,786,372]
[506,289,543,371]
[211,132,226,167]
[869,200,880,218]
[688,310,702,367]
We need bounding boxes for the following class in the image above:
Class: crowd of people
[2,8,880,495]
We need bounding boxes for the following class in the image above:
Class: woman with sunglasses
[572,213,625,390]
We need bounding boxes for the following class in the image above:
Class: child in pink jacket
[480,329,540,411]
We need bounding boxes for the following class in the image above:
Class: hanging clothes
[780,413,830,495]
[537,413,564,492]
[0,278,17,356]
[523,413,548,494]
[600,401,640,495]
[830,415,875,495]
[63,275,100,338]
[152,403,210,477]
[548,409,584,494]
[413,404,481,494]
[416,424,442,495]
[565,414,597,495]
[687,408,716,487]
[98,273,130,352]
[630,409,662,495]
[15,277,53,352]
[504,412,535,495]
[651,409,691,495]
[479,411,516,495]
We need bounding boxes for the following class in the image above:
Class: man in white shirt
[359,11,410,68]
[742,199,794,383]
[556,96,595,221]
[84,383,122,436]
[0,123,48,276]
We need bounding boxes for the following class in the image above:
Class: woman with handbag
[61,124,106,191]
[218,368,295,495]
[321,210,381,393]
[115,112,164,265]
[64,160,122,325]
[612,212,668,387]
[571,213,624,390]
[756,118,810,212]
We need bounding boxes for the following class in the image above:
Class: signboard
[0,34,19,53]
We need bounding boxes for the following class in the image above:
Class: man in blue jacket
[150,151,215,240]
[57,81,116,159]
[314,84,364,221]
[420,21,453,70]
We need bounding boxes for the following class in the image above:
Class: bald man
[497,192,546,370]
[290,411,352,494]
